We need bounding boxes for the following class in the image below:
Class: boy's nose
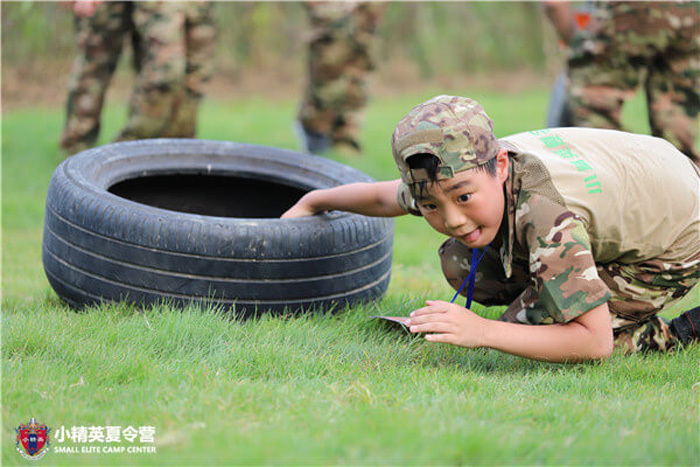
[443,206,468,231]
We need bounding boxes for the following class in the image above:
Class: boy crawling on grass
[282,95,700,363]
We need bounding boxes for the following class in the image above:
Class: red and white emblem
[16,418,50,460]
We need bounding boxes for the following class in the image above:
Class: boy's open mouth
[459,228,481,245]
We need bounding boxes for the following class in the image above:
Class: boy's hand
[281,199,321,218]
[406,300,487,348]
[71,0,101,17]
[280,181,405,219]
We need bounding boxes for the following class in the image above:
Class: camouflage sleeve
[499,192,611,324]
[396,181,422,216]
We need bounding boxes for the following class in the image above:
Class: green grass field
[3,89,699,465]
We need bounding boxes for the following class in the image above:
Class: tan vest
[501,128,700,263]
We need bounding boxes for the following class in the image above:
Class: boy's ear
[496,149,509,183]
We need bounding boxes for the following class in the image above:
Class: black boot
[669,305,700,345]
[294,120,331,155]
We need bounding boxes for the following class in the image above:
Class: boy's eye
[419,203,437,211]
[457,194,471,203]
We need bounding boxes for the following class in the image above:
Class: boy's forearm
[298,180,406,217]
[480,303,613,363]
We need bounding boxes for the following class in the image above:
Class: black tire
[42,139,394,316]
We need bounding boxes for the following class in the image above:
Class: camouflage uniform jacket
[399,127,700,325]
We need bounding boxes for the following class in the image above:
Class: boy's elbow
[576,303,614,361]
[568,339,612,363]
[601,334,614,359]
[569,327,613,362]
[591,340,613,360]
[588,331,614,361]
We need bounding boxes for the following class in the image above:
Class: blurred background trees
[2,2,561,72]
[2,1,565,108]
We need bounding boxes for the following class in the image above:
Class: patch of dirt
[2,57,553,112]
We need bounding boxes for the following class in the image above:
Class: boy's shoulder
[501,127,697,202]
[500,127,689,170]
[502,127,700,265]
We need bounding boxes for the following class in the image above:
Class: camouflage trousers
[60,1,216,154]
[439,238,700,354]
[60,1,133,153]
[566,1,700,164]
[298,1,386,152]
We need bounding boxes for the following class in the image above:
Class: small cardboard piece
[371,315,410,325]
[370,315,411,331]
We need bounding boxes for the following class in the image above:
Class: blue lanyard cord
[450,243,490,309]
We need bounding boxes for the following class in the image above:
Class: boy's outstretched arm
[407,301,613,363]
[281,180,407,218]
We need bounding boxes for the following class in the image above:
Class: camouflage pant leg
[162,2,217,137]
[645,26,700,164]
[118,2,214,140]
[567,2,700,163]
[567,47,639,133]
[60,2,132,153]
[611,317,679,355]
[597,250,700,353]
[298,1,386,149]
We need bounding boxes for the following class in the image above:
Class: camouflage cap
[392,95,499,184]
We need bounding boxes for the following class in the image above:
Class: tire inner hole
[109,174,308,218]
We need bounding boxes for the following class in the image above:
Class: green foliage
[1,2,75,63]
[2,91,698,465]
[2,2,555,74]
[381,2,547,77]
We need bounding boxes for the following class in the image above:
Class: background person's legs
[297,2,385,155]
[117,2,188,141]
[60,2,131,153]
[168,2,217,138]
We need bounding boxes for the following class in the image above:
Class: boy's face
[415,150,509,248]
